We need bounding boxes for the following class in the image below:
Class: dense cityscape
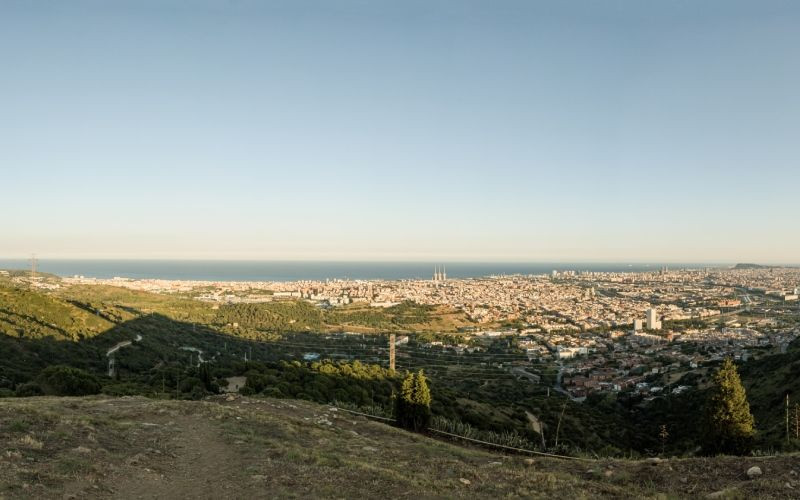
[49,265,800,401]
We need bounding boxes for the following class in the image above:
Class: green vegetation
[395,370,432,432]
[703,358,755,455]
[0,284,112,340]
[35,365,101,397]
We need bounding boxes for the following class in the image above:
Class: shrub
[15,382,44,397]
[36,365,101,396]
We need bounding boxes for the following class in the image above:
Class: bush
[102,382,151,397]
[36,365,101,396]
[0,388,15,398]
[15,382,44,397]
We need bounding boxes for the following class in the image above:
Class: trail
[108,415,249,499]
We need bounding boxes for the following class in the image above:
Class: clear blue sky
[2,0,798,262]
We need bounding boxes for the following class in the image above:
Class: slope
[2,395,799,499]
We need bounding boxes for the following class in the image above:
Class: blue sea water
[0,260,724,282]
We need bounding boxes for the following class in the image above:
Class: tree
[395,370,432,432]
[703,358,755,455]
[36,365,101,396]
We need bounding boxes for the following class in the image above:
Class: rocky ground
[0,395,798,499]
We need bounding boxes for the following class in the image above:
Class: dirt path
[106,415,254,499]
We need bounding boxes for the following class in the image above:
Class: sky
[1,0,799,263]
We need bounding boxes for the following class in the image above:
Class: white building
[646,308,662,330]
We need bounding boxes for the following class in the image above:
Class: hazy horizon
[3,1,799,262]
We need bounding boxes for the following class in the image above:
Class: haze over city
[2,0,799,262]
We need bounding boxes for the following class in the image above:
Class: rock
[225,394,236,401]
[603,469,614,478]
[646,457,662,465]
[125,453,146,466]
[459,478,471,486]
[523,458,535,466]
[706,489,738,499]
[746,466,762,479]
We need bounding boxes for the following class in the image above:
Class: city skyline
[2,1,799,262]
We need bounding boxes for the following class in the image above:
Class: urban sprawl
[54,266,800,401]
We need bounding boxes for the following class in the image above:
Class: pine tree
[394,370,432,432]
[410,370,432,431]
[703,358,755,455]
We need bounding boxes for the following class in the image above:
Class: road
[180,346,207,363]
[106,334,143,357]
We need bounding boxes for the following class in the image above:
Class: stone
[706,489,738,499]
[746,466,762,479]
[646,457,662,465]
[459,478,471,486]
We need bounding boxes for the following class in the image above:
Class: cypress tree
[703,358,755,455]
[410,370,432,431]
[395,370,432,432]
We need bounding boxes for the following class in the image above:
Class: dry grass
[1,396,799,499]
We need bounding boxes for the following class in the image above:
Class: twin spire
[432,264,447,282]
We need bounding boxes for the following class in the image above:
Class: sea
[0,260,726,282]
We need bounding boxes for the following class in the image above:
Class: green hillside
[0,285,112,340]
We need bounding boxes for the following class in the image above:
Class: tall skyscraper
[646,308,661,330]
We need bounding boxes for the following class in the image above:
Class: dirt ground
[1,395,798,499]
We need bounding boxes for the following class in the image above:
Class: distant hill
[733,263,769,269]
[2,395,799,499]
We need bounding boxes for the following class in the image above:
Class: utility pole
[787,394,790,444]
[389,333,396,371]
